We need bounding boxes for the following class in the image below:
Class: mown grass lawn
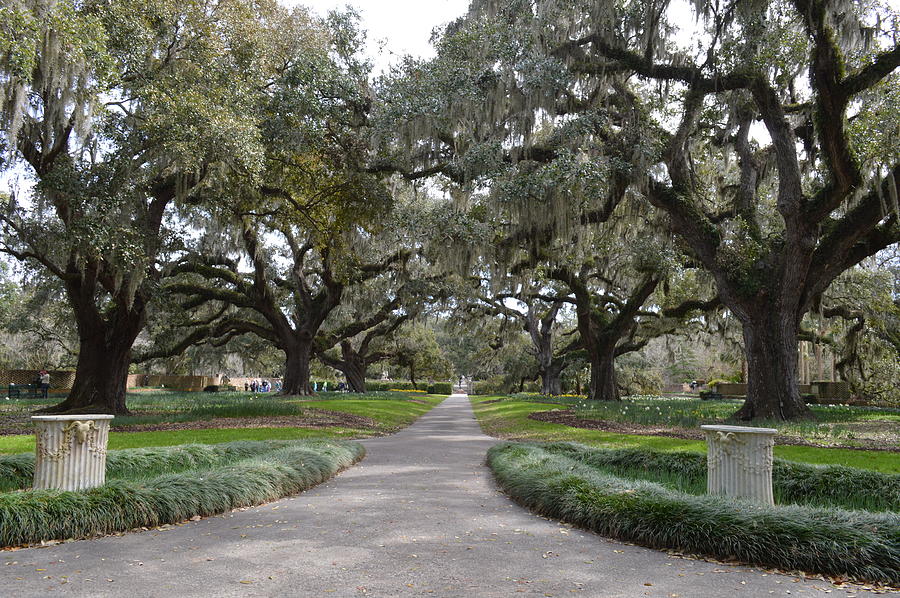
[470,395,900,473]
[0,391,445,454]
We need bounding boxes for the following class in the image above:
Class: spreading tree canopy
[379,0,899,419]
[0,0,316,413]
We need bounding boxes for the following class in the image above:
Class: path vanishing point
[1,394,882,597]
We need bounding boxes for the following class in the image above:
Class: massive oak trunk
[733,308,812,420]
[42,282,145,415]
[587,341,619,401]
[318,343,368,393]
[47,331,134,415]
[281,338,313,396]
[343,360,366,393]
[539,360,564,396]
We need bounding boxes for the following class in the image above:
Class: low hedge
[363,381,414,392]
[0,441,307,492]
[426,382,452,394]
[543,443,899,512]
[0,440,364,547]
[488,442,900,585]
[361,380,452,394]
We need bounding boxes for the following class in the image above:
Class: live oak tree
[314,269,450,393]
[380,43,716,401]
[315,310,409,393]
[396,0,899,419]
[800,256,900,403]
[313,281,413,393]
[160,211,411,395]
[387,322,455,388]
[466,283,581,395]
[0,0,307,413]
[549,0,898,419]
[373,8,683,401]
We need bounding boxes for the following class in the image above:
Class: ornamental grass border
[539,442,899,512]
[0,440,364,547]
[0,440,325,492]
[487,442,900,586]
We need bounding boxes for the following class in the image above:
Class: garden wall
[0,369,74,394]
[714,382,850,401]
[0,371,230,392]
[809,381,851,401]
[715,383,747,396]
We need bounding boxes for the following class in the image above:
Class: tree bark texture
[281,340,314,396]
[588,344,619,401]
[46,333,134,415]
[539,360,564,396]
[733,312,812,420]
[343,360,367,393]
[42,277,146,415]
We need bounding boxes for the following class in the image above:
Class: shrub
[364,380,418,392]
[488,442,900,585]
[0,440,364,547]
[471,377,510,395]
[0,453,34,492]
[617,367,664,396]
[426,382,452,394]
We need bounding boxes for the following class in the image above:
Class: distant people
[250,380,258,392]
[337,382,346,392]
[313,381,318,392]
[244,382,249,392]
[322,381,328,392]
[690,380,698,392]
[275,380,282,392]
[39,370,50,398]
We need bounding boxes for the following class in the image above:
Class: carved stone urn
[700,424,777,505]
[31,415,114,491]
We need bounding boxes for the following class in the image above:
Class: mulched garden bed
[529,409,900,452]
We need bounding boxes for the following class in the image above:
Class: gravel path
[1,395,880,597]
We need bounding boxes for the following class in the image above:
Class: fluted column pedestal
[700,424,777,505]
[32,415,114,491]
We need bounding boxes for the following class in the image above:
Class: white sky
[283,0,471,71]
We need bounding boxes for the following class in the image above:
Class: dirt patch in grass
[530,410,900,452]
[0,408,380,435]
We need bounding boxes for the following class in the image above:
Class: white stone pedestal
[700,424,777,505]
[31,415,114,491]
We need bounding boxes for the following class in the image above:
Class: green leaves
[0,4,41,80]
